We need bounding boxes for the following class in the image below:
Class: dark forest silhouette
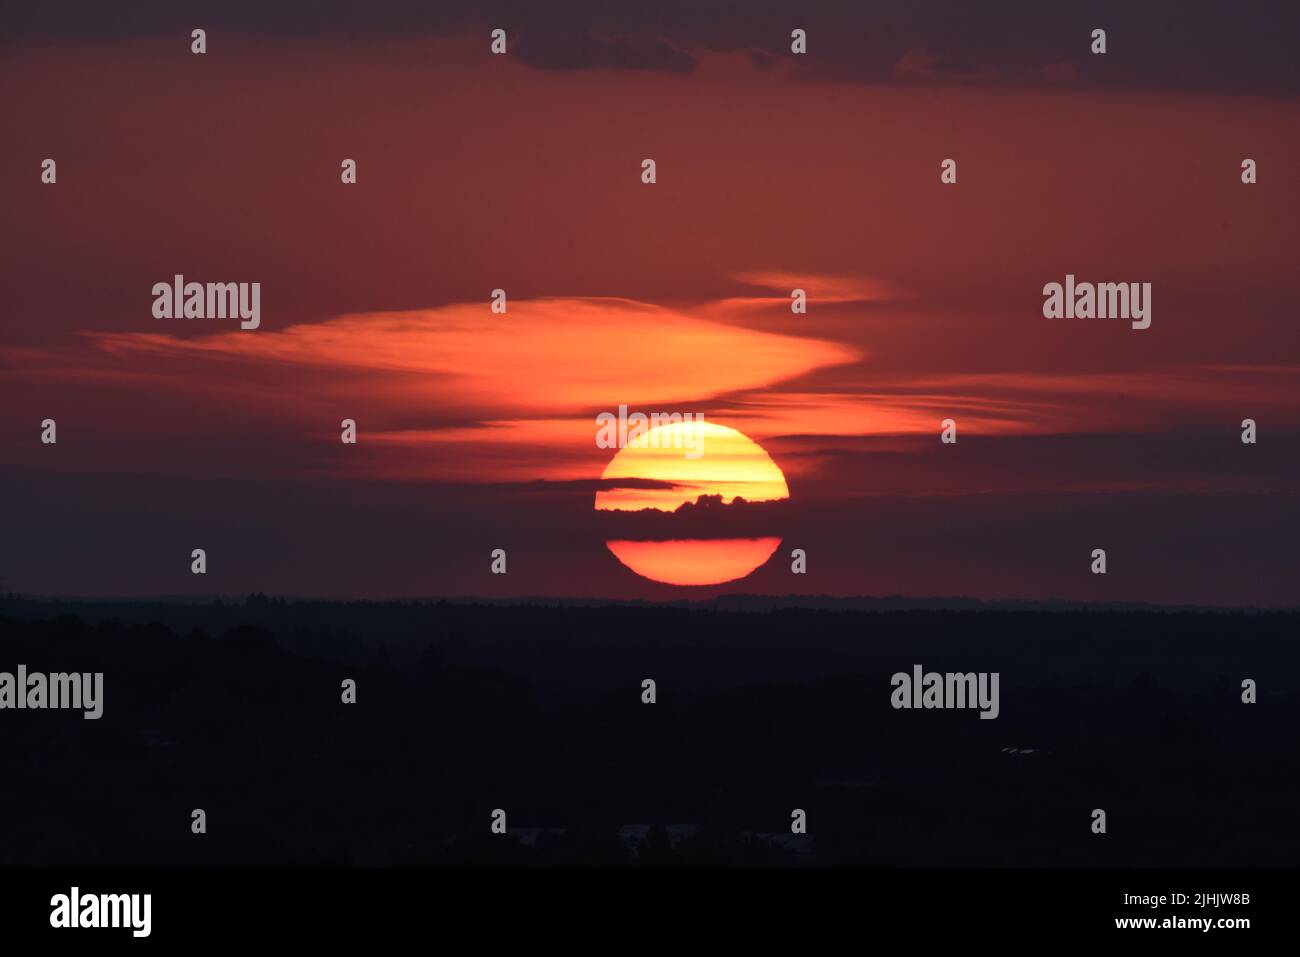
[0,597,1297,867]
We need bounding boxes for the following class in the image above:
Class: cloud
[696,273,909,327]
[89,297,858,415]
[728,272,907,303]
[515,28,695,73]
[7,0,1298,92]
[891,49,1000,83]
[0,296,856,483]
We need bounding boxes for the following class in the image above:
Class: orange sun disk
[596,422,789,586]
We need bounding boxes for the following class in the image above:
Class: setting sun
[595,421,790,512]
[596,422,789,585]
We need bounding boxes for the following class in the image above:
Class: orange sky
[2,25,1298,602]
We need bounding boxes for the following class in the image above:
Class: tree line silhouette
[0,598,1296,866]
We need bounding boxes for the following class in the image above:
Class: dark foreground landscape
[1,596,1296,867]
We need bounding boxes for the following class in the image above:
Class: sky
[1,1,1298,603]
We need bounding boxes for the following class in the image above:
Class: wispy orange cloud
[728,271,907,303]
[8,289,1298,492]
[89,298,858,415]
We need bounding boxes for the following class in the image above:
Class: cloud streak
[89,297,860,415]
